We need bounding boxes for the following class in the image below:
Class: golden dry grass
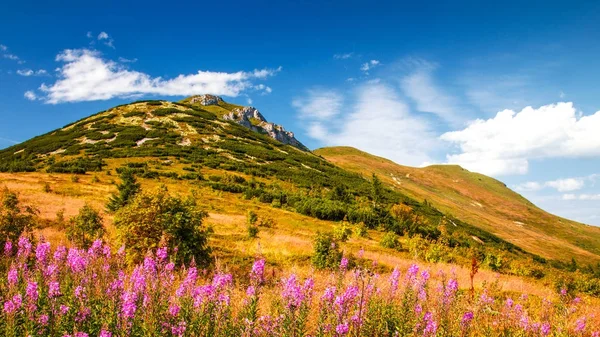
[315,146,600,263]
[0,168,595,306]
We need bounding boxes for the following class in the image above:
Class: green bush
[114,187,211,266]
[0,189,38,246]
[66,204,105,248]
[380,232,401,250]
[106,169,141,212]
[333,225,352,242]
[312,232,343,270]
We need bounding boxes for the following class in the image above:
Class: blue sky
[1,0,600,224]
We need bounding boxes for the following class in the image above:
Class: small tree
[114,186,211,266]
[0,188,38,245]
[371,173,384,206]
[380,232,401,250]
[106,169,141,212]
[67,204,105,248]
[312,232,343,270]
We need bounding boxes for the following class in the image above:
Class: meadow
[2,237,600,337]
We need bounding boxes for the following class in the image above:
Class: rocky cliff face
[189,94,223,106]
[224,106,308,150]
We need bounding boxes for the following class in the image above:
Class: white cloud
[97,32,114,48]
[546,178,584,192]
[0,44,6,51]
[86,32,93,38]
[441,102,600,176]
[559,91,566,99]
[563,193,600,201]
[295,83,437,166]
[292,89,343,121]
[400,61,463,125]
[516,177,585,193]
[24,91,37,101]
[334,53,354,60]
[37,49,280,104]
[246,97,253,105]
[514,181,543,192]
[17,69,48,76]
[360,60,380,73]
[4,54,19,61]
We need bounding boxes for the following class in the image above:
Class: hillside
[315,146,600,263]
[2,95,600,297]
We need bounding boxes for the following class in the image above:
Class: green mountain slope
[0,95,594,276]
[315,146,600,263]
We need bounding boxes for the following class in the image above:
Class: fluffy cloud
[441,102,600,176]
[546,178,585,192]
[0,44,6,51]
[17,69,47,76]
[360,60,380,73]
[36,49,280,104]
[516,177,585,193]
[294,83,437,166]
[24,91,37,101]
[292,89,343,120]
[400,62,463,125]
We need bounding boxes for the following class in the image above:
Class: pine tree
[106,169,141,212]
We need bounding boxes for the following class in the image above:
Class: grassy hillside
[2,97,600,298]
[314,146,600,263]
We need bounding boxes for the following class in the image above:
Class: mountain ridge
[315,146,600,262]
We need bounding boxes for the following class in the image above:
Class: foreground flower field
[1,238,599,337]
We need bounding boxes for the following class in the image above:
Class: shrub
[106,169,141,212]
[114,187,211,266]
[42,182,51,193]
[71,175,80,183]
[355,222,368,238]
[247,211,258,226]
[247,224,259,239]
[333,224,352,242]
[312,232,343,270]
[66,204,105,248]
[380,232,401,250]
[0,189,38,246]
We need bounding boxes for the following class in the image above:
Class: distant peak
[188,94,223,106]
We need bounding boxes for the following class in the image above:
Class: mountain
[314,146,600,263]
[1,95,598,271]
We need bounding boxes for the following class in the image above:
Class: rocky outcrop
[189,94,223,106]
[224,106,308,150]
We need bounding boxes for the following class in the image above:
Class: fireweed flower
[7,265,18,286]
[575,317,586,332]
[54,245,67,262]
[156,247,168,261]
[49,281,61,298]
[26,280,39,302]
[336,322,350,336]
[121,291,138,320]
[340,257,349,271]
[389,268,400,294]
[461,311,474,328]
[176,267,198,297]
[67,248,89,273]
[17,236,32,258]
[99,330,112,337]
[4,240,13,256]
[321,286,337,304]
[250,259,266,284]
[281,274,306,309]
[60,305,70,315]
[35,241,51,264]
[169,303,181,317]
[38,314,49,325]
